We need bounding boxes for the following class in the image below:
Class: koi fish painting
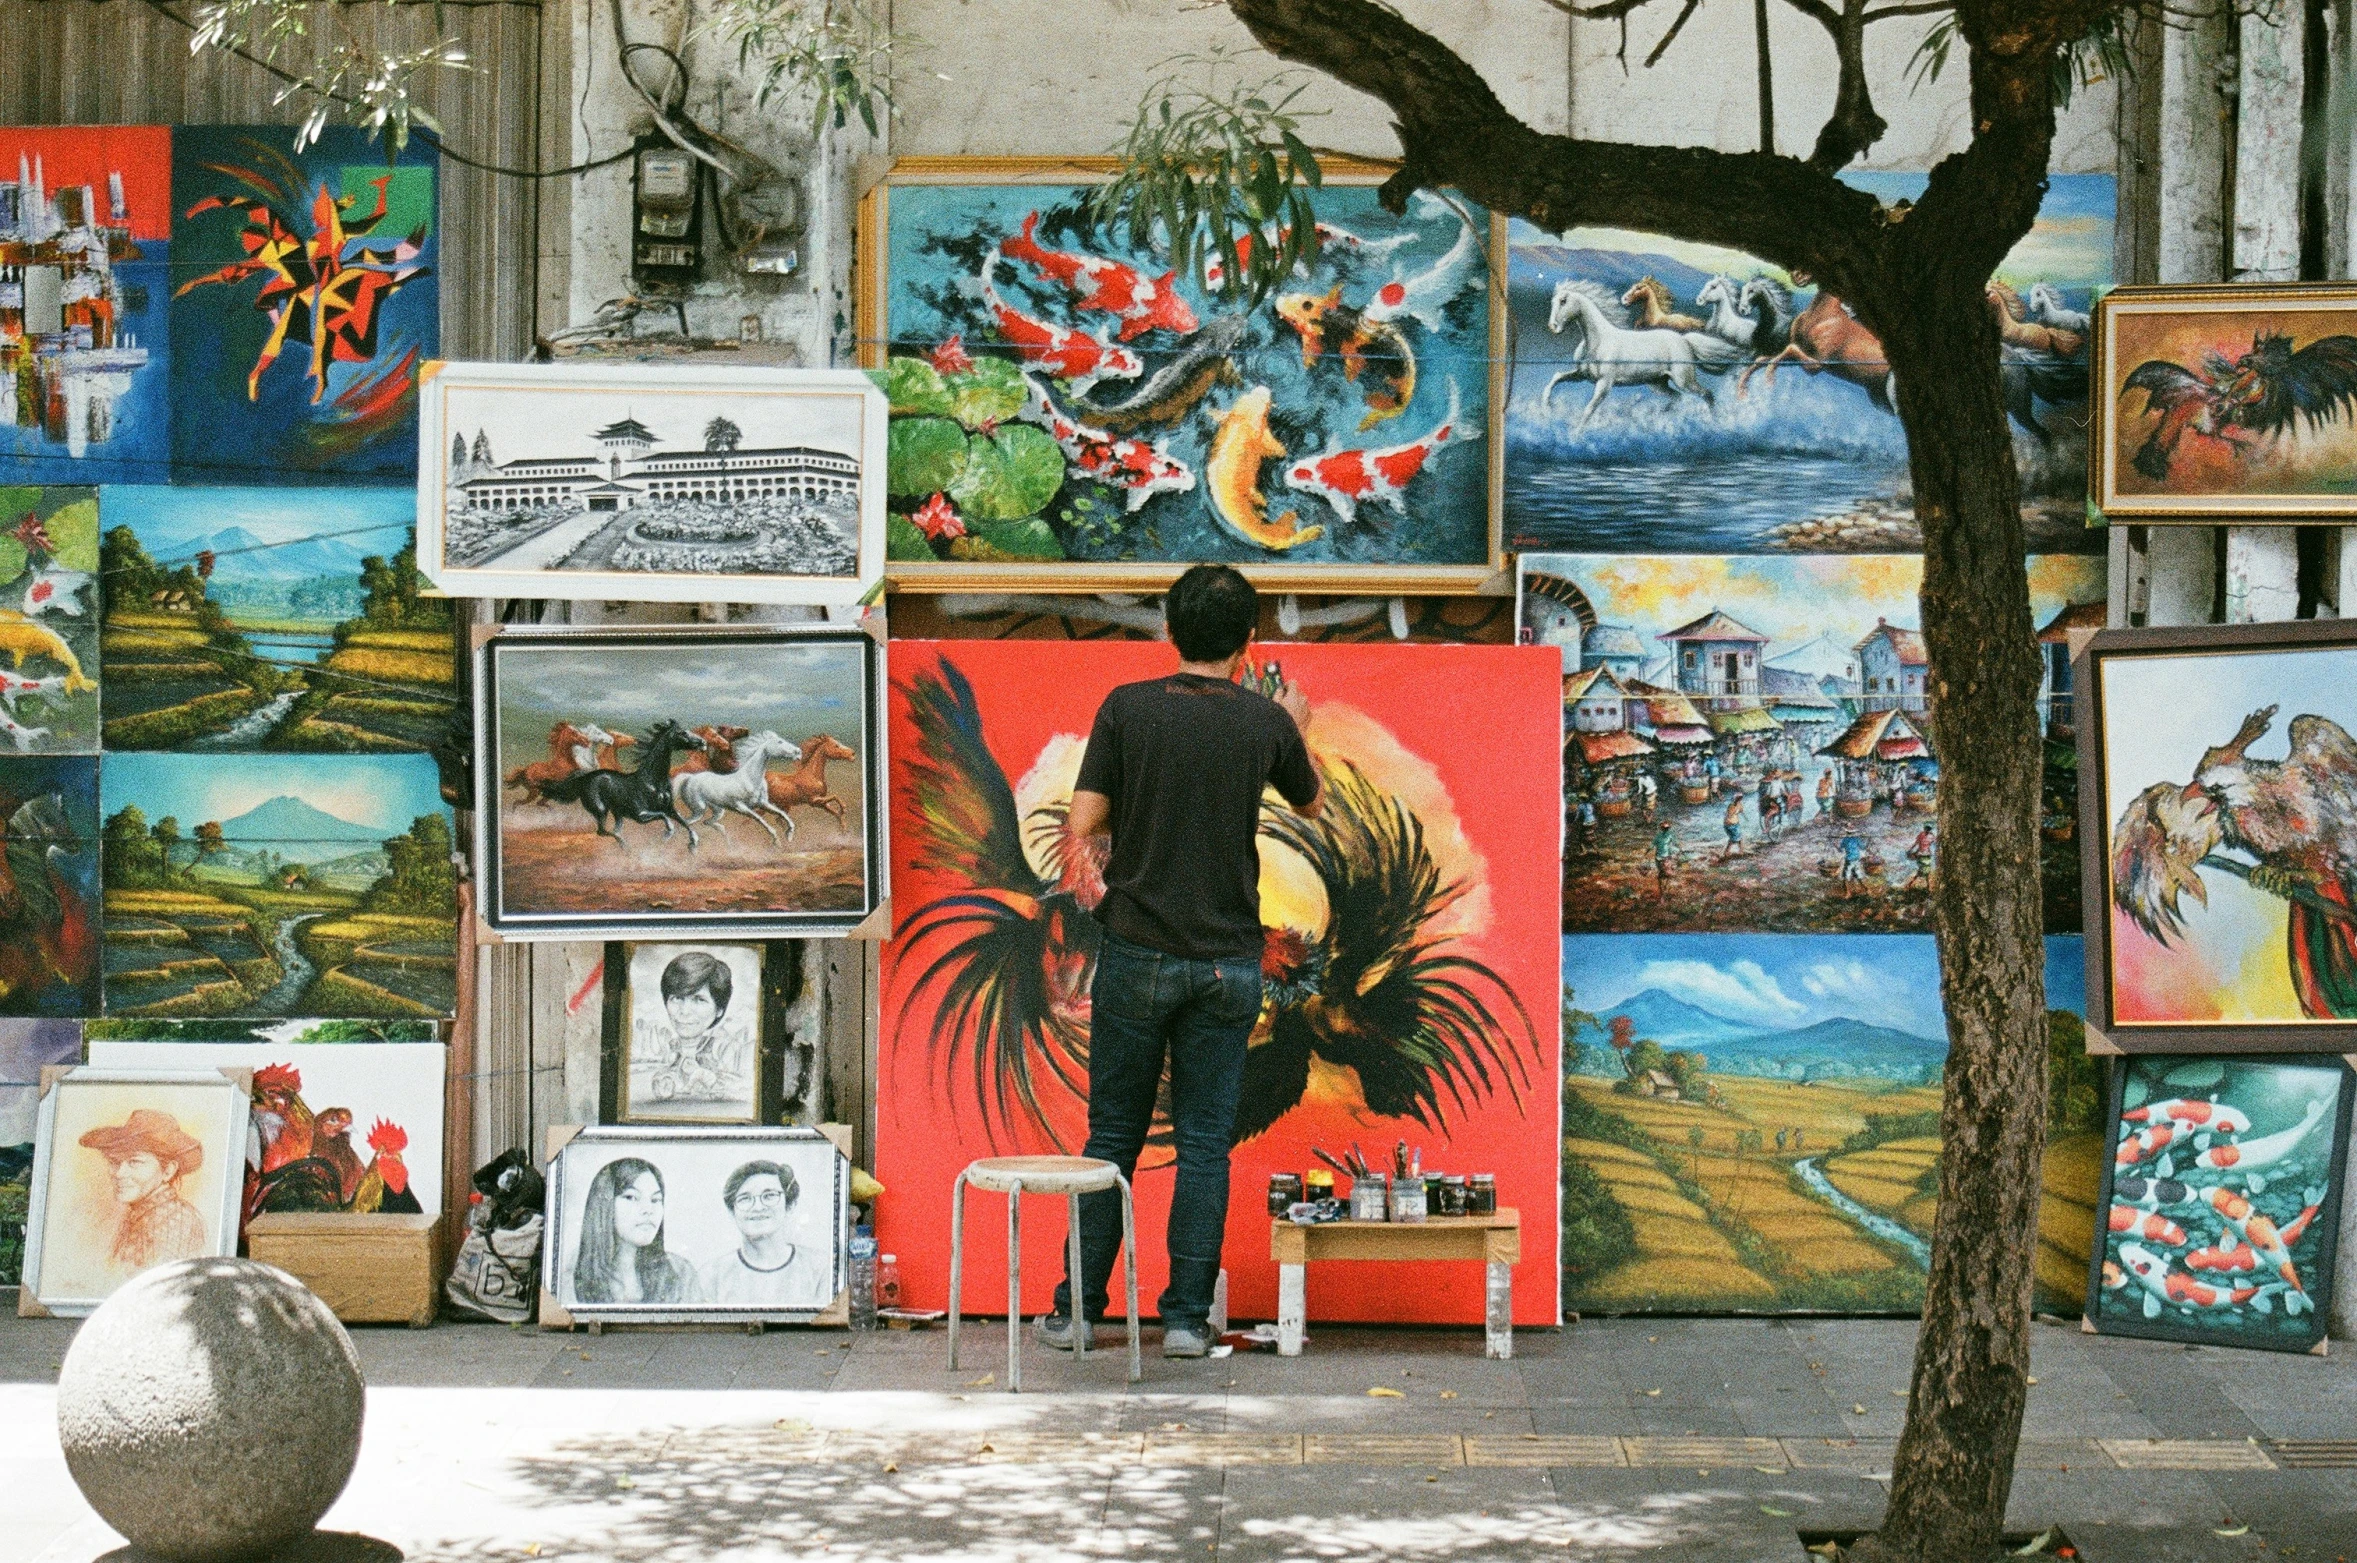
[874,640,1563,1328]
[862,161,1500,590]
[169,127,438,485]
[2086,1053,2351,1352]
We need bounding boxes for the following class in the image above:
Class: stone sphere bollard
[57,1259,365,1563]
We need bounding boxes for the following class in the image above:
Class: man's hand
[1273,677,1311,730]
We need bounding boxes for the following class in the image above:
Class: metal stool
[947,1155,1140,1390]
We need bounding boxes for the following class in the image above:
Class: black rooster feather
[2123,330,2357,482]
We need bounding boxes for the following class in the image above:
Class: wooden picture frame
[474,624,888,942]
[2082,1052,2353,1354]
[415,360,888,604]
[857,155,1508,593]
[2075,618,2357,1051]
[2092,282,2357,520]
[540,1123,849,1325]
[21,1066,250,1317]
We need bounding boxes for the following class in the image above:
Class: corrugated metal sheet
[0,0,566,358]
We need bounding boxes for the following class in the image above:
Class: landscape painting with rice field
[1561,934,2099,1314]
[478,628,882,939]
[98,486,455,752]
[1505,173,2111,554]
[100,752,457,1018]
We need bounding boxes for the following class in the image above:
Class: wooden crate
[247,1212,444,1327]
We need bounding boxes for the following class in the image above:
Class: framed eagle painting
[2093,283,2357,519]
[2076,617,2357,1050]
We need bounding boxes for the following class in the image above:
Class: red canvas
[877,640,1564,1327]
[0,127,171,241]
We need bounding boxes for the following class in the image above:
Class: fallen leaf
[1761,1505,1795,1517]
[1754,1466,1781,1474]
[2217,1527,2250,1538]
[2013,1528,2056,1555]
[1161,1422,1188,1432]
[1888,1389,1907,1397]
[1424,1474,1438,1483]
[1367,1386,1405,1398]
[615,1476,635,1489]
[524,1547,542,1558]
[1644,1389,1662,1398]
[966,1374,995,1387]
[978,1443,995,1454]
[775,1418,812,1434]
[1439,1391,1459,1400]
[2025,1376,2040,1386]
[882,1462,898,1474]
[1852,1404,1868,1415]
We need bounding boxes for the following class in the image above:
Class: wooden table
[1268,1210,1520,1359]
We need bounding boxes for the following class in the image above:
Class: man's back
[1075,672,1319,960]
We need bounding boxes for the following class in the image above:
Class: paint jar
[1350,1171,1389,1222]
[1439,1175,1468,1217]
[1389,1176,1426,1224]
[1267,1173,1304,1215]
[1305,1169,1334,1202]
[1424,1174,1445,1211]
[1468,1174,1497,1216]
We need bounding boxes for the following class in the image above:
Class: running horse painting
[540,719,709,847]
[767,734,859,829]
[505,722,634,807]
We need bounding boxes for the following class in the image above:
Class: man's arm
[1067,789,1112,842]
[1272,679,1322,818]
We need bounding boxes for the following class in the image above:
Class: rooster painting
[889,657,1537,1154]
[2120,330,2357,483]
[240,1064,418,1218]
[2113,704,2357,1019]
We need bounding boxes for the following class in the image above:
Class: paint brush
[1312,1148,1352,1179]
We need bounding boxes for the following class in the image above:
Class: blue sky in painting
[101,751,447,835]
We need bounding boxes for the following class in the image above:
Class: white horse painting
[1542,278,1745,428]
[2026,281,2090,336]
[675,730,805,847]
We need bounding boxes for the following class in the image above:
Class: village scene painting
[1562,934,2099,1315]
[0,487,102,753]
[1504,172,2112,554]
[419,367,876,601]
[0,127,172,486]
[877,177,1491,570]
[99,752,458,1018]
[1523,552,2105,935]
[169,127,436,484]
[99,486,456,751]
[483,632,876,935]
[2097,639,2357,1028]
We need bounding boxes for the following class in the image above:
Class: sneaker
[1162,1320,1211,1358]
[1036,1312,1095,1351]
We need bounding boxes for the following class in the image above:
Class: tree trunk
[1845,266,2053,1563]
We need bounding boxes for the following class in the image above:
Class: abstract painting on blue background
[169,127,437,485]
[0,127,174,486]
[877,178,1491,571]
[1505,173,2112,555]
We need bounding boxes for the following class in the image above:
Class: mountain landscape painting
[100,752,456,1018]
[1560,933,2100,1315]
[97,486,457,751]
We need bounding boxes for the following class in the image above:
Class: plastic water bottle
[874,1253,903,1313]
[848,1229,879,1330]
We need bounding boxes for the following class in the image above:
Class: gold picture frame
[2092,282,2357,520]
[856,155,1508,593]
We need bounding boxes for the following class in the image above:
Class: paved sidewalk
[4,1308,2354,1562]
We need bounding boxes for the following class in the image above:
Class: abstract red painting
[877,640,1564,1326]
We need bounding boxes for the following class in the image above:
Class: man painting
[79,1109,209,1275]
[698,1160,824,1307]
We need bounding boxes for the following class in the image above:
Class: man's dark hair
[722,1159,798,1210]
[659,950,732,1016]
[1164,564,1258,663]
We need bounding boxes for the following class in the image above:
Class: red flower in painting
[911,492,966,543]
[12,514,50,557]
[929,334,974,375]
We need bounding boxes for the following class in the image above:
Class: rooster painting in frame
[875,640,1563,1327]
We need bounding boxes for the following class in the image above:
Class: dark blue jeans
[1053,929,1261,1328]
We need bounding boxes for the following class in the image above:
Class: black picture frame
[2074,617,2357,1052]
[599,940,817,1126]
[473,624,887,940]
[2082,1051,2355,1354]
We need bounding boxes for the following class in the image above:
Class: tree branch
[1223,0,1888,288]
[1806,0,1892,168]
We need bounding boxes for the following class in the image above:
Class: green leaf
[953,516,1066,561]
[882,356,955,418]
[948,356,1027,430]
[0,534,31,586]
[887,417,968,500]
[949,422,1065,521]
[885,513,939,561]
[46,497,99,572]
[2084,498,2108,530]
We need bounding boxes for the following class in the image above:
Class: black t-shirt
[1073,672,1320,960]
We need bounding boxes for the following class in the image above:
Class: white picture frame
[24,1067,250,1316]
[415,360,887,605]
[543,1125,849,1323]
